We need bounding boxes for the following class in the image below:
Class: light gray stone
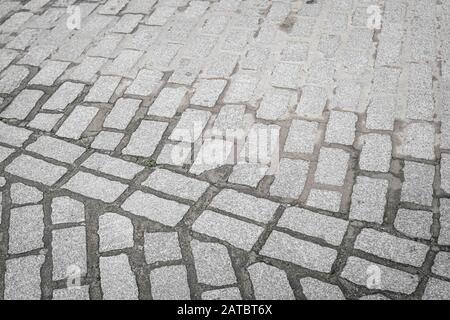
[394,209,433,240]
[401,161,434,206]
[300,278,345,300]
[422,278,450,300]
[192,210,264,251]
[284,120,320,154]
[28,113,63,131]
[121,191,189,227]
[144,232,182,264]
[354,228,429,267]
[99,212,134,252]
[0,89,43,120]
[296,86,327,117]
[6,155,67,185]
[4,255,44,300]
[366,96,397,131]
[438,199,450,245]
[169,109,211,143]
[82,153,143,180]
[52,226,87,280]
[122,120,168,157]
[271,63,301,89]
[0,122,32,147]
[270,159,309,199]
[150,265,190,300]
[260,231,338,272]
[91,131,124,151]
[143,169,209,201]
[278,207,348,246]
[191,79,227,108]
[30,60,70,86]
[84,76,121,102]
[210,189,278,223]
[306,189,342,212]
[27,135,85,163]
[349,177,389,224]
[148,87,187,118]
[398,122,435,160]
[51,196,85,224]
[53,286,89,300]
[359,134,392,173]
[441,154,450,193]
[191,239,236,286]
[315,148,349,186]
[100,254,138,300]
[56,105,99,140]
[341,256,419,294]
[432,252,450,279]
[10,183,43,205]
[8,205,44,254]
[325,111,357,145]
[202,288,242,300]
[63,171,128,203]
[125,69,163,96]
[104,98,141,130]
[248,262,295,300]
[42,82,85,111]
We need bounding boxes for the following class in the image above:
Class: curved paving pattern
[0,0,449,300]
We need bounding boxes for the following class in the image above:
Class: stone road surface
[0,0,449,300]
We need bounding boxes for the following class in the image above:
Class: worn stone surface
[0,0,447,300]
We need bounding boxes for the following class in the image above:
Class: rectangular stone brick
[210,189,278,223]
[270,159,309,199]
[341,256,419,294]
[63,57,107,83]
[438,199,450,245]
[349,176,389,224]
[104,98,140,130]
[91,131,123,151]
[395,209,433,240]
[398,122,435,160]
[6,155,67,185]
[122,120,168,157]
[52,226,87,280]
[401,161,434,206]
[30,60,70,86]
[366,96,397,131]
[102,49,143,77]
[284,120,320,154]
[8,205,44,254]
[260,230,338,273]
[56,106,99,140]
[354,228,429,267]
[271,63,302,89]
[0,121,32,147]
[0,65,29,94]
[121,190,189,227]
[441,154,450,193]
[325,111,357,145]
[84,76,121,103]
[192,210,264,251]
[100,254,138,300]
[257,88,294,121]
[144,232,182,264]
[204,52,239,78]
[150,265,190,300]
[191,79,227,108]
[112,14,142,33]
[358,134,392,173]
[315,148,350,186]
[125,69,163,96]
[147,87,187,118]
[223,74,259,104]
[169,109,210,143]
[26,135,85,163]
[143,168,209,201]
[278,207,348,246]
[28,113,63,132]
[63,171,128,203]
[82,153,143,180]
[4,255,44,300]
[296,86,327,117]
[0,89,43,120]
[42,82,85,111]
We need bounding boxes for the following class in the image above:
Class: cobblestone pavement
[0,0,449,300]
